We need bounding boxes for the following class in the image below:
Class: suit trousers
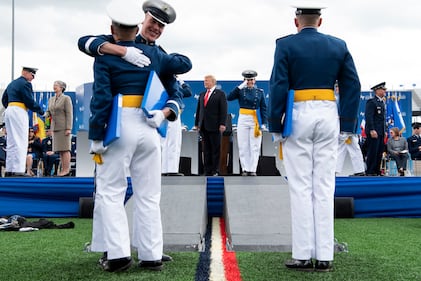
[283,100,338,261]
[365,135,385,175]
[202,129,221,175]
[91,108,163,261]
[4,106,28,173]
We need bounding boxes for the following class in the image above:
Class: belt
[294,89,335,102]
[8,102,27,111]
[239,108,261,137]
[122,95,143,107]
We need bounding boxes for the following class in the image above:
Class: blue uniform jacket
[78,34,192,75]
[407,135,421,160]
[227,86,267,124]
[89,40,183,141]
[269,27,360,133]
[364,97,386,136]
[1,76,44,114]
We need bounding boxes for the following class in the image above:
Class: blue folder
[142,71,169,137]
[103,93,123,146]
[282,89,294,137]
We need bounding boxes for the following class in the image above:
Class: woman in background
[387,127,409,176]
[46,80,73,176]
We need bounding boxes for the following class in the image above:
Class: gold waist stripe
[239,108,261,137]
[122,95,143,107]
[294,89,335,102]
[8,102,27,111]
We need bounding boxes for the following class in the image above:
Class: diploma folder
[142,71,169,137]
[103,93,123,146]
[282,89,294,137]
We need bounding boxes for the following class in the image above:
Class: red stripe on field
[220,218,242,281]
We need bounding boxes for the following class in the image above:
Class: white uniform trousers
[336,134,365,174]
[4,106,28,173]
[283,101,338,261]
[237,114,262,173]
[91,108,163,261]
[161,117,182,173]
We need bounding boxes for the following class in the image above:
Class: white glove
[89,140,107,154]
[122,47,151,67]
[176,77,185,85]
[261,124,268,131]
[339,131,353,141]
[238,80,247,90]
[272,133,287,143]
[146,110,165,128]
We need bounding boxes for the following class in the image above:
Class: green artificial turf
[1,218,421,281]
[0,218,198,281]
[237,218,421,281]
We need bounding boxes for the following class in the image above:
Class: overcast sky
[0,0,420,92]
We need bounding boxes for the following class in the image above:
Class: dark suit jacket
[195,89,227,132]
[364,97,386,136]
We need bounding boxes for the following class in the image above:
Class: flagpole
[11,0,15,80]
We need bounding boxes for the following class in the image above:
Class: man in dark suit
[365,82,387,176]
[194,75,227,176]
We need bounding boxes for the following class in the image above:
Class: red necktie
[204,90,211,107]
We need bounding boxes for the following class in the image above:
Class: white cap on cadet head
[106,0,142,26]
[292,1,326,15]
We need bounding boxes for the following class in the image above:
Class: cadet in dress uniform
[87,0,182,272]
[407,122,421,160]
[42,128,59,176]
[77,0,191,76]
[161,78,192,175]
[268,5,360,272]
[1,67,44,176]
[365,82,387,176]
[228,70,267,176]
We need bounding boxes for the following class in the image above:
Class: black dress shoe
[285,259,314,271]
[166,173,184,176]
[315,260,333,272]
[138,260,163,271]
[98,252,107,266]
[101,257,132,272]
[162,254,173,262]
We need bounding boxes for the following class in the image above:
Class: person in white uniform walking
[228,70,267,176]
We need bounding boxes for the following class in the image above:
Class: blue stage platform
[1,176,421,218]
